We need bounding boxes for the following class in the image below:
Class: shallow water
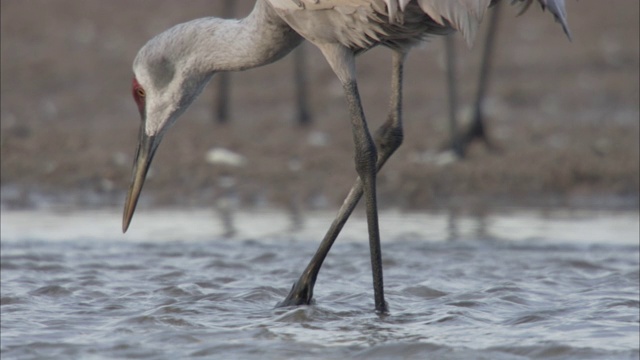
[1,209,639,359]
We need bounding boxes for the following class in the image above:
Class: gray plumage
[123,0,572,313]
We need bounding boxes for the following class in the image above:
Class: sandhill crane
[212,1,508,157]
[122,0,571,313]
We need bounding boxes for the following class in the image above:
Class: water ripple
[1,215,638,359]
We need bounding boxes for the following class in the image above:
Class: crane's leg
[278,49,406,313]
[447,2,501,155]
[293,45,312,126]
[463,0,501,152]
[213,0,236,124]
[444,34,463,157]
[215,72,231,123]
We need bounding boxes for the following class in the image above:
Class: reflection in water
[2,208,637,246]
[213,156,308,237]
[446,206,491,242]
[214,174,239,238]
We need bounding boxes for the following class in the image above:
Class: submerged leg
[278,50,406,313]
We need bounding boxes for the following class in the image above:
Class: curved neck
[182,1,304,73]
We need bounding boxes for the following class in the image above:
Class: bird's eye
[132,77,146,101]
[132,76,146,117]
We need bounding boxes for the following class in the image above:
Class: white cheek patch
[144,95,180,137]
[145,122,160,137]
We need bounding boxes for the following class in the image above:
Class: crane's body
[123,0,571,313]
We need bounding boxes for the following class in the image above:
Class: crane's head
[122,29,214,233]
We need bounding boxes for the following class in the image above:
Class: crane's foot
[442,114,502,158]
[376,300,390,315]
[276,280,315,308]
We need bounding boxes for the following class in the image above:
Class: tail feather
[385,0,572,45]
[537,0,572,40]
[514,0,572,40]
[416,0,492,46]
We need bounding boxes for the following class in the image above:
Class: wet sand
[1,1,638,212]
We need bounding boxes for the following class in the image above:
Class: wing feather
[536,0,572,40]
[267,0,570,49]
[382,0,491,45]
[415,0,491,45]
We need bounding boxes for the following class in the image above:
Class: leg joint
[354,136,377,178]
[374,121,404,156]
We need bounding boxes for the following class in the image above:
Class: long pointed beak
[122,127,160,233]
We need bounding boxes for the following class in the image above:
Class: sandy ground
[1,1,638,213]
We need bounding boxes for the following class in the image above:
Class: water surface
[1,209,638,359]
